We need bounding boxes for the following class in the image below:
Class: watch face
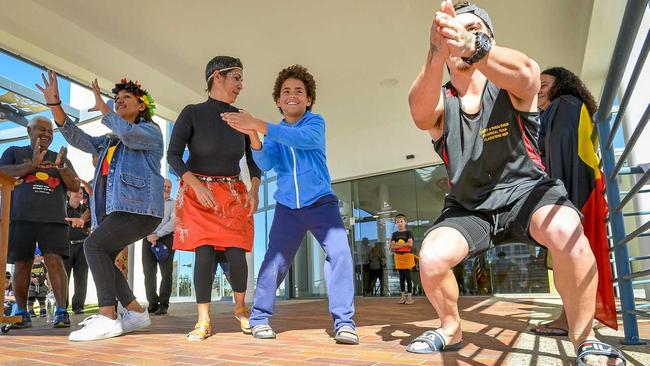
[478,33,491,49]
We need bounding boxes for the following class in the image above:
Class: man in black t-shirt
[405,2,624,364]
[64,189,90,314]
[0,116,80,329]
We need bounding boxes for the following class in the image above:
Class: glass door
[352,170,419,296]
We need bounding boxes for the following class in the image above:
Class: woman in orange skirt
[167,55,261,341]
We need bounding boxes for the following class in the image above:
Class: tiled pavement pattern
[1,296,649,365]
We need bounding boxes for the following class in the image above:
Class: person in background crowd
[27,249,49,317]
[142,178,176,316]
[4,271,16,316]
[390,214,415,305]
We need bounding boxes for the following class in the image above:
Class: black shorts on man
[427,178,581,258]
[8,221,69,263]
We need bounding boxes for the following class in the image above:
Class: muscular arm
[408,9,451,140]
[408,47,446,134]
[474,45,540,109]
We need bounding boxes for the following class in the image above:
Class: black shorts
[426,178,581,258]
[8,221,69,263]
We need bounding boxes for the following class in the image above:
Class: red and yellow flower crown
[112,78,156,117]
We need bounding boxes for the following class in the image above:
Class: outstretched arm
[408,1,451,139]
[36,70,106,154]
[222,110,325,150]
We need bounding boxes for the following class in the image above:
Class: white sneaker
[68,315,123,341]
[121,310,151,334]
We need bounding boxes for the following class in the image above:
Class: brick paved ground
[1,296,649,365]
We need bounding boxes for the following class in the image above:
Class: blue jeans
[250,195,355,331]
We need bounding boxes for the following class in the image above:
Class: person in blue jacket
[222,64,358,345]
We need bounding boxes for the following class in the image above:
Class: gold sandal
[187,320,211,341]
[234,306,251,334]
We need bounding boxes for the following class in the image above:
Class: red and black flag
[540,95,617,330]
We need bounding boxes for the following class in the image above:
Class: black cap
[205,56,243,81]
[456,3,495,38]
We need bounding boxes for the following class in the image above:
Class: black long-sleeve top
[167,98,261,180]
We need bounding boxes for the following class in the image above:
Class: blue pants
[250,195,356,331]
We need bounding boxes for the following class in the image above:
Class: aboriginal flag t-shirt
[0,146,70,224]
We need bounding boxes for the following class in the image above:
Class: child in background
[27,248,50,317]
[390,214,415,304]
[4,271,16,316]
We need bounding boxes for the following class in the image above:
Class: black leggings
[84,212,160,307]
[398,268,412,293]
[194,246,247,303]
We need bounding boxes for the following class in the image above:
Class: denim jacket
[59,112,164,228]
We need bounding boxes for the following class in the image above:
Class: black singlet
[433,81,546,211]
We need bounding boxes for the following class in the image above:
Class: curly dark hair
[542,67,597,117]
[272,64,316,114]
[112,79,154,122]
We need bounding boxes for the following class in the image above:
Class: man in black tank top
[404,2,623,365]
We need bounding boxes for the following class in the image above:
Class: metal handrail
[593,0,650,345]
[605,28,650,150]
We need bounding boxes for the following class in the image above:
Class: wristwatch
[462,32,492,65]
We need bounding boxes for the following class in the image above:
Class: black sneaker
[10,312,32,329]
[73,309,85,315]
[147,303,159,314]
[28,309,36,317]
[53,311,71,328]
[40,309,47,317]
[154,304,168,316]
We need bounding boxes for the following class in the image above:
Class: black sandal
[406,330,464,354]
[576,340,626,366]
[251,324,276,339]
[334,325,359,345]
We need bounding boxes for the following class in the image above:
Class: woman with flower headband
[36,71,165,341]
[167,55,261,341]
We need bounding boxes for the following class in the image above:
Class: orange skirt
[173,176,253,252]
[394,253,415,270]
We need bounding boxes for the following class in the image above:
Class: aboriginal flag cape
[540,95,617,330]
